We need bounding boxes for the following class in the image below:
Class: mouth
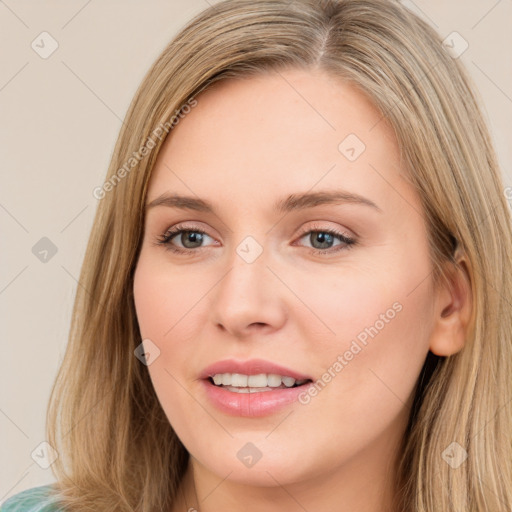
[199,359,314,416]
[207,373,313,393]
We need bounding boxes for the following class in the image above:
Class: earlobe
[428,250,473,357]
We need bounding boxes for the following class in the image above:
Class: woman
[3,0,511,510]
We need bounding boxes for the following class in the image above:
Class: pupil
[312,232,333,249]
[182,231,203,248]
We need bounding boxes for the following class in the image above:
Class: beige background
[1,0,511,504]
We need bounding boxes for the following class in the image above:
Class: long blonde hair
[45,0,512,510]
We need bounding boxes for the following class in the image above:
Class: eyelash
[154,222,357,256]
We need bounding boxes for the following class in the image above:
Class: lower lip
[201,379,312,417]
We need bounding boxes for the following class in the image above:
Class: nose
[210,242,288,338]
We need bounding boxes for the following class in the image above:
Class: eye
[154,223,216,254]
[294,223,357,255]
[154,222,357,256]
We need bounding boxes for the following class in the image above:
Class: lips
[199,359,314,417]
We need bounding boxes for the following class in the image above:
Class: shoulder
[1,485,63,512]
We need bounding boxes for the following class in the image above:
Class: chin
[190,442,315,488]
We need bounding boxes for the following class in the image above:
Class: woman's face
[133,68,437,493]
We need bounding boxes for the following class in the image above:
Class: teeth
[231,373,248,387]
[267,374,282,387]
[282,376,296,387]
[210,373,308,388]
[247,374,267,387]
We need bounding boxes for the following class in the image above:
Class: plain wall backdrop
[1,0,511,504]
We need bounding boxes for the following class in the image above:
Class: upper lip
[200,359,312,381]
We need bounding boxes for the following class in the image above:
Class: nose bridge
[210,233,286,334]
[220,235,272,302]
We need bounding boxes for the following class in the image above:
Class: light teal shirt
[0,485,62,512]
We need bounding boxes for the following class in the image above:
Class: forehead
[146,68,411,217]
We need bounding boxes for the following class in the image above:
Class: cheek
[288,260,430,353]
[132,252,219,380]
[290,237,434,399]
[287,275,432,469]
[296,264,433,424]
[132,256,206,432]
[133,254,208,341]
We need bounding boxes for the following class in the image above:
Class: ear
[429,247,473,357]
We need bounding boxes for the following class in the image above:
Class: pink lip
[199,359,314,417]
[199,358,312,381]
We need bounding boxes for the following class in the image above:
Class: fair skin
[133,67,471,512]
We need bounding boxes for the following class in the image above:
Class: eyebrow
[145,190,383,214]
